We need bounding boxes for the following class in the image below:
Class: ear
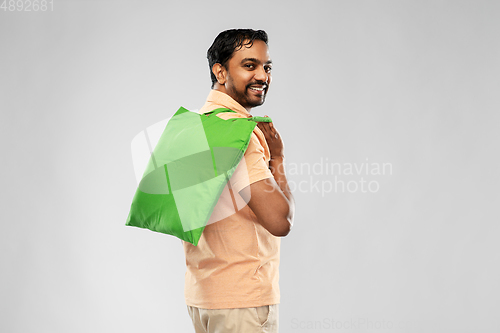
[212,63,227,85]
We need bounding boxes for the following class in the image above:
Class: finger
[259,122,271,136]
[257,120,267,130]
[257,122,270,136]
[265,125,275,139]
[257,123,271,141]
[266,118,276,133]
[268,122,279,138]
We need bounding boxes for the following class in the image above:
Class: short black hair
[207,29,269,88]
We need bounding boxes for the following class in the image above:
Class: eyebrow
[240,58,273,65]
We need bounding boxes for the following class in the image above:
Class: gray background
[1,0,499,332]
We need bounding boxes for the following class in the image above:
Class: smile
[248,85,267,94]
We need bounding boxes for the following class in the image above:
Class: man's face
[223,40,272,109]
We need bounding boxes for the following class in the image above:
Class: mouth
[248,84,267,95]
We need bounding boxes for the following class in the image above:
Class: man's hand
[257,116,284,159]
[240,117,295,237]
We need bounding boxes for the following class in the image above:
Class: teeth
[250,87,264,91]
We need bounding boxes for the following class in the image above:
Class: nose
[254,65,269,83]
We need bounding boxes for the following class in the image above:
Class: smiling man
[211,37,272,110]
[183,29,295,333]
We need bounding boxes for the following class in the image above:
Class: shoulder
[215,110,246,120]
[246,126,270,162]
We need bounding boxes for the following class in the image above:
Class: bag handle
[204,108,273,123]
[248,116,272,123]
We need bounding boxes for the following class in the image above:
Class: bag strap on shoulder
[203,108,273,123]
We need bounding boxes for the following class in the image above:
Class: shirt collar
[205,90,251,117]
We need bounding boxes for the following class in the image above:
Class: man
[184,29,295,333]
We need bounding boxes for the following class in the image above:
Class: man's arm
[240,119,295,237]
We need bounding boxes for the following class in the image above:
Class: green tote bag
[125,106,271,246]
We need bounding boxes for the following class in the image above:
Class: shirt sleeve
[230,131,274,194]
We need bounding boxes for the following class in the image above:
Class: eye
[244,63,255,69]
[265,66,272,73]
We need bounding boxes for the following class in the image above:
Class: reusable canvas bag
[125,106,271,246]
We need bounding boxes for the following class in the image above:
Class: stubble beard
[227,77,266,109]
